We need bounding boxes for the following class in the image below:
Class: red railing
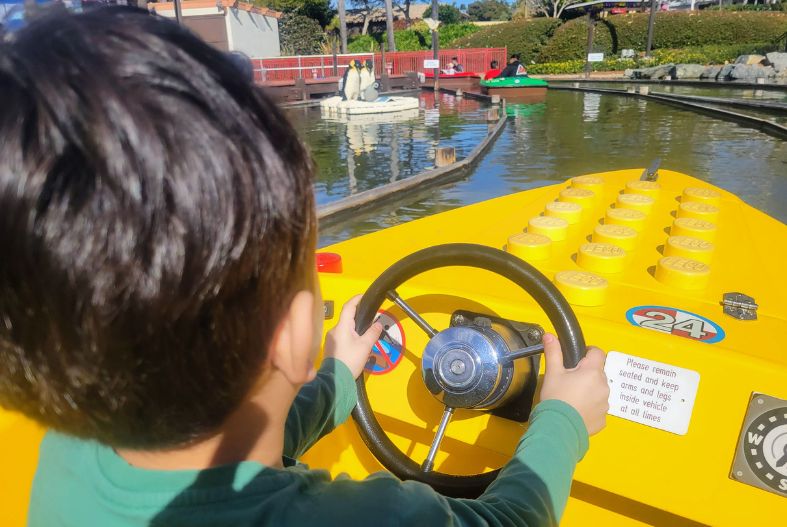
[252,48,507,83]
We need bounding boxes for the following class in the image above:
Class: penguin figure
[342,60,361,101]
[361,60,380,102]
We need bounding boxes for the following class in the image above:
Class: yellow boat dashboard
[0,168,784,525]
[308,168,786,525]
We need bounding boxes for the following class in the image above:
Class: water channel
[287,91,787,247]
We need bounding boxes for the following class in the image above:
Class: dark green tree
[423,4,465,25]
[467,0,512,21]
[279,13,325,54]
[255,0,335,28]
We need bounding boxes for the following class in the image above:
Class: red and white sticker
[364,310,406,375]
[626,306,725,344]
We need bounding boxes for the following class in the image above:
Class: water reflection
[290,93,490,206]
[317,91,786,246]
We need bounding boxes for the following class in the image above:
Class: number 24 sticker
[626,306,725,344]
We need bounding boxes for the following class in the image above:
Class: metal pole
[645,0,657,57]
[332,41,339,77]
[432,0,440,92]
[174,0,183,24]
[584,12,595,80]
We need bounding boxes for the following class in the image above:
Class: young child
[0,7,610,526]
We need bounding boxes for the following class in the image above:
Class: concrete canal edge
[548,85,787,141]
[317,102,508,225]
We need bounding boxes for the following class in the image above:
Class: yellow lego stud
[528,216,569,241]
[593,224,638,251]
[625,180,661,197]
[605,206,647,231]
[616,193,655,214]
[677,201,720,223]
[577,243,627,273]
[554,270,608,306]
[507,232,551,261]
[558,188,596,209]
[655,256,710,289]
[671,217,716,241]
[664,236,714,264]
[682,187,721,206]
[545,201,582,224]
[571,175,604,194]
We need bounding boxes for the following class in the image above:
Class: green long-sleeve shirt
[28,358,589,526]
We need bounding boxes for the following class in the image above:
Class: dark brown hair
[0,6,315,448]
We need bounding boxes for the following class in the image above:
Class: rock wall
[625,52,787,81]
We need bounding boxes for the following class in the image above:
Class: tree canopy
[467,0,512,22]
[423,4,465,25]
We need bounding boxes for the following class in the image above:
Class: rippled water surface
[288,90,787,247]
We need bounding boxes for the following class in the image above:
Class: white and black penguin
[342,60,361,101]
[359,59,375,96]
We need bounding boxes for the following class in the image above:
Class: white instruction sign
[424,59,440,69]
[587,53,604,62]
[605,351,700,435]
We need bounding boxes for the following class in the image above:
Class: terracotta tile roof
[149,1,283,19]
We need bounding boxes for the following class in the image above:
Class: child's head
[0,7,316,449]
[490,60,498,69]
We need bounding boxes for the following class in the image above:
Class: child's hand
[538,333,610,436]
[324,295,383,379]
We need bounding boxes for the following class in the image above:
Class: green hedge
[537,12,787,63]
[528,43,776,75]
[347,23,481,53]
[451,18,562,63]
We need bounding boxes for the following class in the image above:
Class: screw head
[450,359,466,375]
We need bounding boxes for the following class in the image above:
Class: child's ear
[269,290,318,386]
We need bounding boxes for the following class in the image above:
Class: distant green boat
[480,76,548,102]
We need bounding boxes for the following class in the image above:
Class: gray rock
[624,68,635,79]
[734,54,766,65]
[729,64,775,80]
[629,63,675,80]
[765,52,787,69]
[700,65,722,79]
[717,64,735,80]
[774,65,787,78]
[671,64,706,79]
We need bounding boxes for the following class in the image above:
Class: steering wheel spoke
[386,289,438,338]
[500,343,545,364]
[421,406,455,473]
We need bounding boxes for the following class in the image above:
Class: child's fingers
[542,333,565,374]
[581,346,606,370]
[360,322,383,349]
[339,295,363,325]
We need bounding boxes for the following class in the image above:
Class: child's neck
[117,371,297,471]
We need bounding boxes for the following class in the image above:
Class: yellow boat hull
[2,168,785,524]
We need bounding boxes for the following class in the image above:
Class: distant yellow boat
[2,168,785,525]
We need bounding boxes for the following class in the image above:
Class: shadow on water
[314,90,786,246]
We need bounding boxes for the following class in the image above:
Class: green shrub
[451,18,562,63]
[439,23,482,46]
[279,13,325,55]
[347,34,380,53]
[424,4,465,25]
[527,42,777,75]
[537,12,787,63]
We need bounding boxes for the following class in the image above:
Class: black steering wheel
[352,243,586,498]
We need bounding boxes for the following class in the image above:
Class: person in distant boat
[484,60,501,80]
[451,56,464,73]
[497,53,528,78]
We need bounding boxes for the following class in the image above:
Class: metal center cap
[422,325,509,409]
[450,359,466,375]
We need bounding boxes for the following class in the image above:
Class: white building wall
[226,9,280,58]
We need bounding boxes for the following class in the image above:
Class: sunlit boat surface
[1,169,785,525]
[481,76,549,103]
[421,71,482,91]
[319,95,420,115]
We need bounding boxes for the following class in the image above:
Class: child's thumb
[361,322,383,348]
[542,333,565,373]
